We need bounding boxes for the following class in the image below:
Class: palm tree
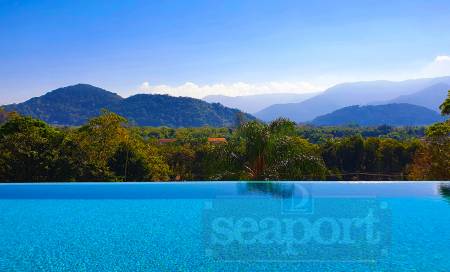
[236,118,326,180]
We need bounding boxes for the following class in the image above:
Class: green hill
[311,103,446,126]
[4,84,122,126]
[255,76,450,122]
[3,84,254,127]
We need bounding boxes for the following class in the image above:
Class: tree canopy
[439,90,450,116]
[0,101,448,182]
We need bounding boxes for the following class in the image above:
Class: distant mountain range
[311,103,446,126]
[3,76,450,128]
[3,84,254,127]
[255,76,450,122]
[203,92,319,113]
[378,83,450,112]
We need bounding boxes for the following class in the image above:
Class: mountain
[255,76,450,122]
[110,94,253,127]
[3,84,123,126]
[381,83,450,112]
[311,103,446,126]
[203,92,320,113]
[3,84,254,127]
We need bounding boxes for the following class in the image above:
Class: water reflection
[0,182,448,199]
[439,183,450,204]
[237,182,446,198]
[237,182,296,198]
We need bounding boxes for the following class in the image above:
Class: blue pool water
[0,182,449,271]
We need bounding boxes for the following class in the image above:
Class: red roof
[158,138,177,144]
[207,137,227,143]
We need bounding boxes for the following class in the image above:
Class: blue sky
[1,0,450,103]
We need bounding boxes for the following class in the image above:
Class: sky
[1,0,450,104]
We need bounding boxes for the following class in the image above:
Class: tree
[409,92,450,180]
[322,135,364,179]
[408,121,450,180]
[160,144,196,180]
[142,143,170,181]
[209,118,327,180]
[108,141,150,181]
[439,90,450,115]
[322,136,418,180]
[238,121,271,179]
[265,136,327,180]
[0,115,64,181]
[72,110,130,180]
[0,107,9,124]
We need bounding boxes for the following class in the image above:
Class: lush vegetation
[1,91,448,182]
[296,124,425,143]
[408,121,450,180]
[408,91,450,180]
[4,84,254,127]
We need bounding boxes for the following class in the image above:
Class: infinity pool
[0,182,449,271]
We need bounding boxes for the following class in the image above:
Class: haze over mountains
[203,92,319,114]
[255,76,450,122]
[3,84,254,127]
[379,83,450,112]
[311,104,445,126]
[2,76,449,128]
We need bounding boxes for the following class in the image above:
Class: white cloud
[421,55,450,77]
[123,55,450,99]
[136,81,323,98]
[435,55,450,62]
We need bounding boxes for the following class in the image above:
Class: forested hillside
[3,84,254,127]
[311,103,445,126]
